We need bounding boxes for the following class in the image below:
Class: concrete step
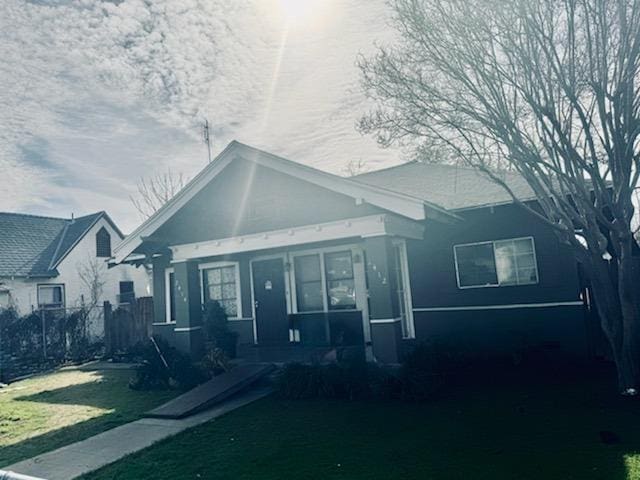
[145,363,275,419]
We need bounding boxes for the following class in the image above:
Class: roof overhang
[114,141,457,264]
[170,214,424,262]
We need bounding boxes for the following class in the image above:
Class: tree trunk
[587,249,640,393]
[615,237,640,393]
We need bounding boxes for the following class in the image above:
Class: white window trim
[453,236,539,290]
[393,239,416,339]
[288,244,362,314]
[164,267,175,323]
[199,261,242,319]
[37,283,65,310]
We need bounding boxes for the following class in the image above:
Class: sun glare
[278,0,321,22]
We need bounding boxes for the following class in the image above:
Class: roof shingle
[352,161,534,211]
[0,212,105,277]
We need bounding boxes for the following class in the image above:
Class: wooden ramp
[145,364,275,419]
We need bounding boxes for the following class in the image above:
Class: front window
[293,249,358,313]
[38,284,65,309]
[202,264,239,317]
[454,237,538,288]
[324,251,356,310]
[294,255,324,312]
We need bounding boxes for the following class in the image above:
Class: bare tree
[342,158,370,177]
[131,169,187,220]
[359,0,640,392]
[77,255,107,309]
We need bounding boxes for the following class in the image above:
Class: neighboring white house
[0,211,150,336]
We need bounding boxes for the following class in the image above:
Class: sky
[0,0,404,233]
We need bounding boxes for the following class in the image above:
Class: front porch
[149,214,422,364]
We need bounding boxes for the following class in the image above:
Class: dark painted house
[114,141,590,363]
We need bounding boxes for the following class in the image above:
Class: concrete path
[4,386,272,480]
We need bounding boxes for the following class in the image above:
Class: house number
[264,280,272,290]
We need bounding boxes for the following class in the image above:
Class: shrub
[202,301,238,358]
[199,345,231,377]
[129,337,207,391]
[276,363,323,399]
[398,343,446,401]
[276,360,400,401]
[276,343,448,402]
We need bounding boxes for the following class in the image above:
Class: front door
[252,258,289,344]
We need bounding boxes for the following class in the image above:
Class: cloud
[0,0,403,232]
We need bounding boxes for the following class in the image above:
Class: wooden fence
[104,296,154,355]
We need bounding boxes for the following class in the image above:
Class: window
[118,281,135,305]
[294,255,324,312]
[454,237,539,288]
[165,269,176,322]
[293,249,358,313]
[96,227,111,258]
[324,251,356,310]
[38,284,65,309]
[202,264,240,317]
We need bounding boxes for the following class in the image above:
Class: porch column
[364,236,402,363]
[173,261,204,359]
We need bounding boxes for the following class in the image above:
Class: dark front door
[252,258,289,344]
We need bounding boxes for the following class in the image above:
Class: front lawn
[0,363,177,467]
[84,370,640,480]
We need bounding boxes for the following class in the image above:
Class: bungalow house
[113,141,592,363]
[0,211,150,337]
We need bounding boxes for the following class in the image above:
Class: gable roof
[352,161,535,211]
[114,141,459,263]
[0,211,121,278]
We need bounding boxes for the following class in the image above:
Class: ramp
[145,363,275,419]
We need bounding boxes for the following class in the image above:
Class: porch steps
[144,363,276,419]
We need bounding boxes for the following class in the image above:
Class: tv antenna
[203,119,212,163]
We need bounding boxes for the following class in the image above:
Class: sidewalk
[4,386,271,480]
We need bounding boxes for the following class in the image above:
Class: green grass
[0,363,178,467]
[83,371,640,480]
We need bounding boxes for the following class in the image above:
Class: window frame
[164,268,175,323]
[293,254,326,313]
[199,261,242,319]
[392,239,415,339]
[453,236,539,289]
[290,246,360,314]
[96,227,112,258]
[37,283,66,310]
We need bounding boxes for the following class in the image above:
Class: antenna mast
[203,119,212,163]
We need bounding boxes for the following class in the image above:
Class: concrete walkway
[4,386,272,480]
